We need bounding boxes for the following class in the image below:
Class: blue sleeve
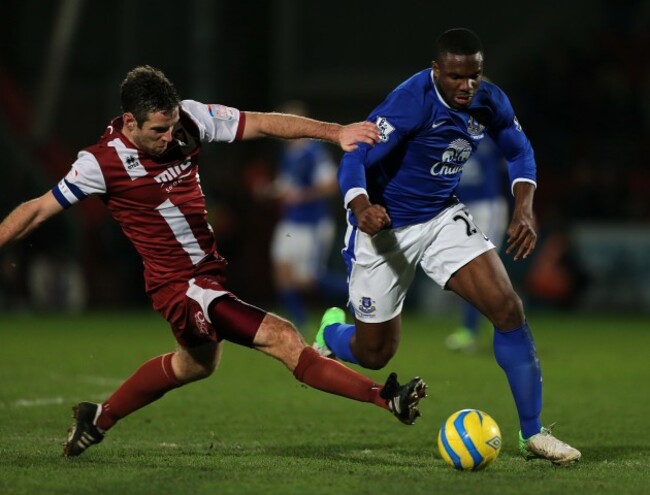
[492,123,537,185]
[487,87,537,186]
[339,88,423,198]
[339,143,370,193]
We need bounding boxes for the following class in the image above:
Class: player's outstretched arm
[240,112,379,151]
[505,182,537,261]
[0,192,64,249]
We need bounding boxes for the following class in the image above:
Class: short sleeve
[51,151,106,208]
[180,99,242,143]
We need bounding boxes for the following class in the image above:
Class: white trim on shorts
[186,278,228,324]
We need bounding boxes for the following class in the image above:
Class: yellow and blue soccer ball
[438,409,502,470]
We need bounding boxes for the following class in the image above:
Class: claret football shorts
[151,275,266,348]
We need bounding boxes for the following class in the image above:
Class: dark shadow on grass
[259,443,429,468]
[12,442,429,470]
[15,442,646,471]
[575,446,650,463]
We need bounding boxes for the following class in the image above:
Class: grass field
[1,310,649,494]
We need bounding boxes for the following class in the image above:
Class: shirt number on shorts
[453,210,478,237]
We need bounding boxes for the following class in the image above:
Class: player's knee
[490,293,525,330]
[175,360,216,383]
[275,320,304,348]
[355,347,395,370]
[254,313,306,369]
[191,363,215,381]
[266,315,302,345]
[352,323,399,370]
[173,348,219,383]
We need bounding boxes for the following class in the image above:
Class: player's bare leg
[349,316,401,370]
[312,308,401,370]
[254,313,426,424]
[448,250,580,464]
[172,340,223,383]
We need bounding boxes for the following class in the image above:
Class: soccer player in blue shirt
[262,101,348,332]
[313,28,580,464]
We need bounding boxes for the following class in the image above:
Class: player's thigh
[208,294,267,347]
[154,275,267,350]
[446,249,517,317]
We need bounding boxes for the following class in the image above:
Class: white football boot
[519,424,581,465]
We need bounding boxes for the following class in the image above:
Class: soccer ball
[437,409,502,470]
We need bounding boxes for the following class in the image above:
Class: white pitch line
[12,397,66,407]
[48,372,123,387]
[0,393,109,409]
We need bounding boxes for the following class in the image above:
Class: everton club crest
[357,296,376,315]
[467,116,485,138]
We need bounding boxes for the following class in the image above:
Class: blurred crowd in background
[1,0,648,314]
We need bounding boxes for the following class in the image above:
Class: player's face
[433,52,483,110]
[126,108,180,156]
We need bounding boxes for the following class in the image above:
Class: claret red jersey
[52,100,245,293]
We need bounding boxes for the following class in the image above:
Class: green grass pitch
[1,310,649,494]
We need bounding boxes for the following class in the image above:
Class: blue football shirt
[456,136,507,203]
[278,140,336,224]
[338,69,536,227]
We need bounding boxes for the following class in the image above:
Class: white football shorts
[345,202,495,323]
[270,219,336,280]
[464,197,509,251]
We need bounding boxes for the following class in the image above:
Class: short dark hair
[120,65,180,126]
[435,28,482,59]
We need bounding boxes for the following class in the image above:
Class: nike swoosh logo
[432,121,445,129]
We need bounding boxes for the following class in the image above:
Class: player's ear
[123,112,137,131]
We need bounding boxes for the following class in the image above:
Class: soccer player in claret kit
[312,28,581,464]
[0,65,427,457]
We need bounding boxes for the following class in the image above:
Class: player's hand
[505,210,537,261]
[338,121,380,151]
[353,203,392,236]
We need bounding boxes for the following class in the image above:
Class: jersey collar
[430,70,452,110]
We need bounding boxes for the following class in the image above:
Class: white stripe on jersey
[181,100,240,143]
[107,138,148,180]
[155,199,207,265]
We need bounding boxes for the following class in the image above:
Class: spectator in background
[445,135,509,352]
[257,101,347,333]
